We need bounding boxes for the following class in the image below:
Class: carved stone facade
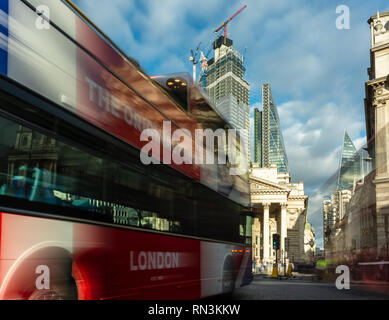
[250,164,310,271]
[365,10,389,257]
[322,11,389,262]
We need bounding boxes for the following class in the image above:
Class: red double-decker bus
[0,0,252,299]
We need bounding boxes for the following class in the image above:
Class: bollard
[271,264,279,278]
[286,263,293,277]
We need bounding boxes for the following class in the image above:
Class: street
[232,275,389,300]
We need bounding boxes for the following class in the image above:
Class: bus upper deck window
[165,77,189,112]
[151,74,190,113]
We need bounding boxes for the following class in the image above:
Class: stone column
[298,208,305,261]
[374,97,389,253]
[281,203,287,259]
[253,214,261,262]
[263,203,270,263]
[375,97,389,179]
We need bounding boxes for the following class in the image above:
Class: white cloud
[74,0,138,49]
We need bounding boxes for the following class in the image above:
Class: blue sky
[72,0,389,247]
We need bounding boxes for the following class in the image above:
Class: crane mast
[214,5,247,38]
[189,42,201,81]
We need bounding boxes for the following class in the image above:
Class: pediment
[250,176,290,194]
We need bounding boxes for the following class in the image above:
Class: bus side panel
[0,212,73,300]
[7,0,77,111]
[200,242,234,297]
[0,0,8,76]
[200,242,249,298]
[73,223,202,300]
[0,212,202,300]
[72,10,198,140]
[74,16,201,181]
[0,211,251,300]
[0,212,3,287]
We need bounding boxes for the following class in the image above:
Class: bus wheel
[222,257,235,294]
[28,278,78,300]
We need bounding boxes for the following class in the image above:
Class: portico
[250,164,309,272]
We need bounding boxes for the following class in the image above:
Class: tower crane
[214,5,247,39]
[198,48,213,88]
[189,42,202,82]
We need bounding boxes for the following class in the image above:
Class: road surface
[232,275,389,300]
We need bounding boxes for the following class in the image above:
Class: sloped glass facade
[261,84,289,173]
[254,108,262,164]
[337,131,361,190]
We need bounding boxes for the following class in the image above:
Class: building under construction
[205,36,250,160]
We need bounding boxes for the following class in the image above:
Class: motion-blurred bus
[0,0,252,299]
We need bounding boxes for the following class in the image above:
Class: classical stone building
[250,164,310,271]
[304,222,316,263]
[323,189,352,244]
[323,10,389,263]
[365,10,389,258]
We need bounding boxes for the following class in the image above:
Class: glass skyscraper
[254,108,262,164]
[337,131,361,190]
[253,84,288,173]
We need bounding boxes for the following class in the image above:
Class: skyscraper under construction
[205,36,250,160]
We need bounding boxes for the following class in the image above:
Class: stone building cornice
[366,75,389,88]
[250,176,291,192]
[368,10,389,24]
[365,75,389,108]
[370,42,389,52]
[373,176,389,184]
[250,190,289,195]
[289,195,309,201]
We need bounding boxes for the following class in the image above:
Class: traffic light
[285,237,290,252]
[272,234,280,250]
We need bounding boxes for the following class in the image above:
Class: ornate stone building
[365,10,389,258]
[250,164,310,271]
[304,222,316,263]
[324,10,389,263]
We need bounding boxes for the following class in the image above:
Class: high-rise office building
[254,84,288,172]
[253,108,262,164]
[205,36,250,160]
[337,131,361,190]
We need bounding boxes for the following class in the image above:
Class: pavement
[231,273,389,300]
[254,271,320,281]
